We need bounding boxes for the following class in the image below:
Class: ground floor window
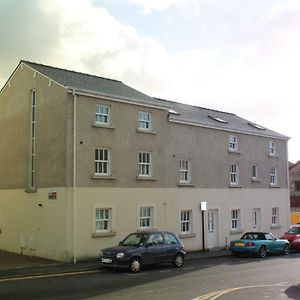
[231,209,241,230]
[180,210,192,233]
[95,208,112,232]
[272,207,279,226]
[139,206,153,229]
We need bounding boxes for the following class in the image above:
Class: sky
[0,0,299,163]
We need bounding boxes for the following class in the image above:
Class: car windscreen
[121,233,149,246]
[287,226,300,234]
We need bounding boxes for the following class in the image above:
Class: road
[0,253,300,300]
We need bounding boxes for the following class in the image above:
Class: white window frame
[270,166,277,186]
[139,207,153,229]
[231,209,241,230]
[252,164,258,180]
[138,151,152,177]
[179,159,191,183]
[95,148,110,176]
[95,208,112,232]
[180,210,192,234]
[268,141,275,156]
[95,104,110,125]
[228,135,238,151]
[138,111,151,131]
[230,163,239,186]
[271,207,279,226]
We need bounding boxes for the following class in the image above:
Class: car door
[145,233,165,264]
[163,233,180,262]
[265,233,280,253]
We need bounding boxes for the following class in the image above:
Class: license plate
[235,242,244,247]
[102,258,112,263]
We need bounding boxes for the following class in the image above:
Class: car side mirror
[146,242,154,248]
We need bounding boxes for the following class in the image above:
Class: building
[289,161,300,224]
[0,61,290,262]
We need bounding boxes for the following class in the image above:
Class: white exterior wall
[0,187,290,262]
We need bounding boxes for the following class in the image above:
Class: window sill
[269,184,280,188]
[136,129,157,135]
[251,178,261,182]
[92,231,116,238]
[228,149,242,154]
[136,176,156,181]
[270,224,281,229]
[228,184,242,188]
[92,123,115,130]
[179,233,196,239]
[230,229,243,234]
[268,154,279,158]
[178,183,195,187]
[91,175,116,180]
[25,188,37,193]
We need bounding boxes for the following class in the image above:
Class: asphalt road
[1,253,300,300]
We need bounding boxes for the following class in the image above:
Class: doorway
[207,209,219,249]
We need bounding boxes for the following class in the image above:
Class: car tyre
[129,257,142,273]
[258,246,267,258]
[282,244,290,255]
[173,253,184,268]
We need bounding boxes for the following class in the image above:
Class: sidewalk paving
[0,248,230,279]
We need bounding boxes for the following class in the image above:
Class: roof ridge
[21,60,122,84]
[153,97,235,116]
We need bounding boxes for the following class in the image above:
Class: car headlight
[116,252,125,258]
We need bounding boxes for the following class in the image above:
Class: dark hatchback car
[99,231,186,272]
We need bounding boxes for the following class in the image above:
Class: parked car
[229,232,290,258]
[99,230,186,272]
[280,225,300,251]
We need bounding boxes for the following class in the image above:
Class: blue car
[99,230,186,272]
[229,232,290,258]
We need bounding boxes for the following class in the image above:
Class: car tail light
[246,242,255,246]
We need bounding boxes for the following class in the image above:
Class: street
[0,253,300,300]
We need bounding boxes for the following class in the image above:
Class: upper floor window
[294,181,300,191]
[270,166,277,186]
[180,210,192,233]
[138,111,151,130]
[139,207,153,229]
[268,141,276,156]
[95,148,110,176]
[252,164,258,180]
[228,135,238,151]
[95,208,112,232]
[231,209,241,230]
[95,105,110,125]
[179,160,191,183]
[230,163,239,185]
[138,152,151,177]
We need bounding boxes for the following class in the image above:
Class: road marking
[192,282,289,300]
[0,270,99,283]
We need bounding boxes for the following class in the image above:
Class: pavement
[0,248,230,279]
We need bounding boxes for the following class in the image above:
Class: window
[95,148,110,176]
[29,90,36,190]
[179,160,191,183]
[295,181,300,191]
[95,208,112,232]
[139,207,153,229]
[272,207,279,226]
[228,135,238,151]
[180,210,192,233]
[148,233,164,245]
[95,105,110,125]
[138,152,151,176]
[252,208,260,230]
[230,163,239,185]
[231,209,241,230]
[252,164,258,180]
[138,111,151,130]
[268,141,275,156]
[270,167,277,185]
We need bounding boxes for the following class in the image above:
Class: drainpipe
[73,90,77,264]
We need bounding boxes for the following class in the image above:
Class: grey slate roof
[22,61,288,140]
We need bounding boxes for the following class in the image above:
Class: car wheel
[173,253,184,268]
[129,257,142,273]
[258,246,267,258]
[282,244,290,255]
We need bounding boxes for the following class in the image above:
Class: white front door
[252,208,261,231]
[207,209,219,249]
